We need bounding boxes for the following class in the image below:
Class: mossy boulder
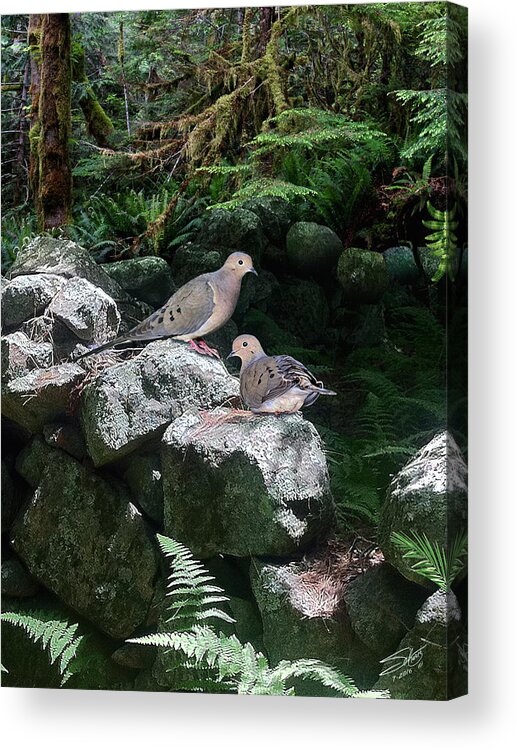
[343,564,428,657]
[103,257,175,309]
[197,207,267,264]
[378,431,468,588]
[383,246,420,285]
[161,409,334,558]
[286,221,343,275]
[12,438,158,639]
[122,453,164,524]
[270,277,330,345]
[47,276,120,344]
[1,557,40,598]
[373,589,467,700]
[243,196,294,246]
[80,340,239,466]
[250,558,379,693]
[1,363,85,433]
[170,243,223,287]
[1,273,64,330]
[337,248,388,304]
[1,331,53,383]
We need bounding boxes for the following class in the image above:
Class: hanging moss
[72,43,114,147]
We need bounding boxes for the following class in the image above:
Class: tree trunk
[258,7,274,54]
[29,14,72,230]
[72,44,113,147]
[28,14,42,201]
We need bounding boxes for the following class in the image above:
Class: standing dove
[228,334,336,414]
[78,252,257,359]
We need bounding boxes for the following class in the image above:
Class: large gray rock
[1,274,64,330]
[12,438,158,639]
[9,237,122,299]
[43,422,87,460]
[378,431,468,587]
[251,558,378,692]
[80,340,240,466]
[1,331,53,383]
[170,244,223,287]
[373,589,467,700]
[337,248,388,304]
[286,222,343,275]
[47,277,121,343]
[344,564,428,657]
[161,409,334,558]
[1,363,85,433]
[103,257,175,309]
[21,313,85,362]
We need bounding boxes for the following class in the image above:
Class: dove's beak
[227,350,237,360]
[248,267,258,276]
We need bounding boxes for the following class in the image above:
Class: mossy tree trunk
[28,14,42,202]
[72,43,114,147]
[32,13,72,230]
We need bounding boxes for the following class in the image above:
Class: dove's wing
[241,355,323,409]
[126,275,216,341]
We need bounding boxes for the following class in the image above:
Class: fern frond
[391,530,468,589]
[1,612,83,685]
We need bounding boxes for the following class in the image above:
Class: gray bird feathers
[77,252,257,359]
[228,334,337,415]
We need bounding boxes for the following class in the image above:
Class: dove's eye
[238,259,244,265]
[242,341,248,347]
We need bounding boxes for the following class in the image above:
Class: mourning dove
[78,252,257,359]
[228,334,336,414]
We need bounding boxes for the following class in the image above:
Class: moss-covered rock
[122,453,164,524]
[1,331,53,383]
[373,589,467,700]
[1,363,85,433]
[197,207,267,264]
[286,221,343,275]
[250,558,379,693]
[378,431,468,587]
[1,557,40,598]
[103,257,175,309]
[344,564,428,657]
[270,277,330,345]
[1,273,64,330]
[161,409,334,558]
[80,340,239,466]
[170,243,223,287]
[337,248,388,304]
[12,438,158,638]
[383,246,420,285]
[47,276,120,344]
[243,196,294,246]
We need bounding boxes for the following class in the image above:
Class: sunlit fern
[129,535,388,698]
[1,612,84,685]
[391,530,468,590]
[422,200,459,281]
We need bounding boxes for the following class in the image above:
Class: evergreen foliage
[1,611,84,685]
[391,529,468,590]
[129,535,388,698]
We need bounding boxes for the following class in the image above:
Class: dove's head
[223,252,257,278]
[228,334,265,365]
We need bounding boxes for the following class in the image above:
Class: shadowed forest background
[1,3,468,698]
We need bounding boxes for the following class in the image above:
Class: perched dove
[228,334,336,414]
[78,252,257,359]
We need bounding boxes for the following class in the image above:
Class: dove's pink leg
[189,339,221,358]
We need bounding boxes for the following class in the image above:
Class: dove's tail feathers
[312,382,337,397]
[75,336,135,360]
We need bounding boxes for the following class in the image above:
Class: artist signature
[379,645,426,678]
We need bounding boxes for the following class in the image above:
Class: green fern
[1,612,84,685]
[129,535,388,698]
[422,200,459,281]
[391,530,468,590]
